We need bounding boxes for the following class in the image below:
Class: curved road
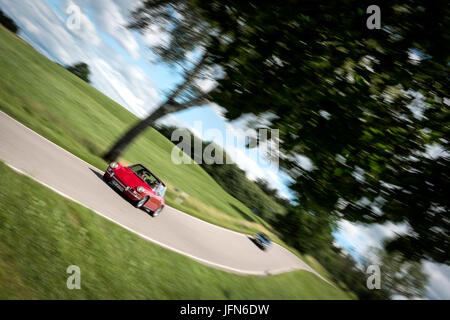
[0,111,325,280]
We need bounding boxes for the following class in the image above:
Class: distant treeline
[156,124,291,221]
[0,9,19,34]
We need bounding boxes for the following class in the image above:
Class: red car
[103,162,166,216]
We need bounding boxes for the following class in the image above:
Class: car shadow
[89,168,105,180]
[89,168,128,202]
[247,235,266,251]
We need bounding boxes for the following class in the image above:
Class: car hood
[114,166,151,190]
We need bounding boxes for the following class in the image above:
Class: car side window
[156,185,166,197]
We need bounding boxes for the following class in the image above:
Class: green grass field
[0,25,279,237]
[0,162,350,299]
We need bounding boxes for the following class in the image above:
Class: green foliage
[66,62,91,83]
[194,0,449,264]
[255,178,293,208]
[131,4,447,303]
[0,9,18,34]
[273,207,335,254]
[131,0,449,263]
[376,249,429,299]
[312,246,389,300]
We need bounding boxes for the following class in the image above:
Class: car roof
[257,232,271,240]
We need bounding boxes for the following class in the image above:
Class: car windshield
[128,164,159,188]
[155,184,167,197]
[259,233,270,242]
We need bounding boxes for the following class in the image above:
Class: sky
[1,0,448,299]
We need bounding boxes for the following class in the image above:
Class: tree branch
[166,53,208,102]
[164,91,211,115]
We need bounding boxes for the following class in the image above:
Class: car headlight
[136,186,145,193]
[109,162,118,169]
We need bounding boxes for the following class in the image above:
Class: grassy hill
[0,25,276,237]
[0,162,350,299]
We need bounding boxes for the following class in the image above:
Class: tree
[375,249,429,299]
[273,206,335,253]
[66,62,91,83]
[102,0,220,162]
[103,0,448,264]
[200,1,449,264]
[255,178,279,198]
[0,9,19,34]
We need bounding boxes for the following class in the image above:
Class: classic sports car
[103,162,166,216]
[254,232,272,251]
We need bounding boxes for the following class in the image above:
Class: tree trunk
[102,92,210,162]
[102,102,170,162]
[102,54,209,163]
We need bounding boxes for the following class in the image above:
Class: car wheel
[152,205,164,217]
[102,173,108,182]
[135,196,149,209]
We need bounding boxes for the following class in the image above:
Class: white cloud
[296,154,314,171]
[80,0,141,60]
[222,144,291,199]
[21,18,40,34]
[423,262,450,299]
[336,220,409,257]
[196,77,217,93]
[141,24,170,48]
[406,90,427,120]
[89,57,159,118]
[209,103,226,120]
[157,113,189,129]
[425,143,450,159]
[408,50,422,65]
[64,1,101,47]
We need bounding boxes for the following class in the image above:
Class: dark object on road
[103,162,166,217]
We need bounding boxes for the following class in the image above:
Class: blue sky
[1,0,448,299]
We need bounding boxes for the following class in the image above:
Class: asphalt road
[0,111,325,280]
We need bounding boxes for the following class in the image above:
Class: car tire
[135,196,149,209]
[152,205,164,217]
